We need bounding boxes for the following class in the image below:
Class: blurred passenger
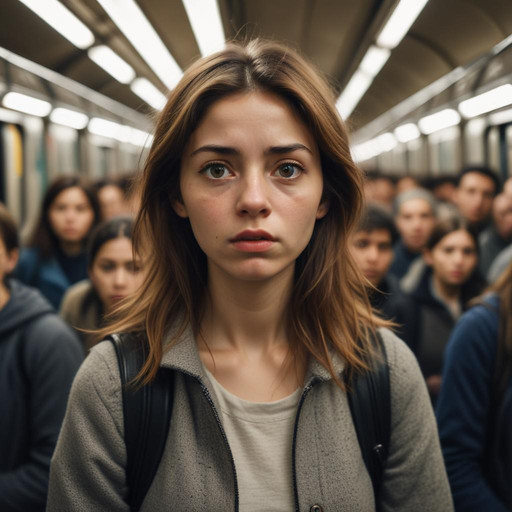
[351,205,414,342]
[437,259,512,511]
[60,217,144,352]
[453,166,500,234]
[503,176,512,199]
[479,193,512,276]
[401,217,486,402]
[0,203,83,511]
[94,179,130,220]
[15,177,100,309]
[429,176,457,204]
[389,189,437,279]
[396,176,419,195]
[488,243,512,283]
[364,172,396,211]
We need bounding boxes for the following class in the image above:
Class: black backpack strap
[107,333,174,512]
[346,329,391,508]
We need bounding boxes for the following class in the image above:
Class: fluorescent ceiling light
[18,0,94,49]
[3,92,52,117]
[360,46,391,77]
[377,133,397,152]
[88,117,124,140]
[130,78,167,110]
[0,107,23,124]
[394,123,420,142]
[88,45,136,84]
[50,107,89,129]
[96,0,182,90]
[489,107,512,126]
[182,0,225,57]
[353,139,382,162]
[336,70,374,119]
[418,109,461,135]
[458,84,512,118]
[377,0,429,49]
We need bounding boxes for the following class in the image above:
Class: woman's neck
[432,273,461,303]
[200,263,295,354]
[59,240,83,257]
[0,282,11,311]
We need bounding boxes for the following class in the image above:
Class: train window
[487,126,501,174]
[429,126,461,176]
[464,118,486,165]
[47,124,79,179]
[408,137,427,177]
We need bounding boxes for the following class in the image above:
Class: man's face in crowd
[395,198,436,253]
[351,229,394,287]
[454,171,496,225]
[493,194,512,241]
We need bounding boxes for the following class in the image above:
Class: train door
[0,122,24,224]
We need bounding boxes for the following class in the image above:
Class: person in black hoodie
[0,203,83,511]
[401,216,486,403]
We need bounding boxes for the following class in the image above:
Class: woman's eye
[275,163,303,179]
[202,164,230,179]
[100,265,114,272]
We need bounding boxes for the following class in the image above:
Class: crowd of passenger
[1,165,512,510]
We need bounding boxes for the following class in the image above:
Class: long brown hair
[98,39,389,387]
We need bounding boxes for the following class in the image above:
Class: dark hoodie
[0,279,83,511]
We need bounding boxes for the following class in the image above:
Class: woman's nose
[235,172,272,217]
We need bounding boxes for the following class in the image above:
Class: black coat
[0,279,83,511]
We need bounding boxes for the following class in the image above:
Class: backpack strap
[346,329,391,508]
[107,333,174,512]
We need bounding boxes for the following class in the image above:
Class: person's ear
[316,199,330,219]
[423,248,433,266]
[172,199,188,219]
[5,249,19,274]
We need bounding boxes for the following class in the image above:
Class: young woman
[47,40,453,511]
[401,216,486,400]
[0,203,83,511]
[94,178,130,221]
[15,176,100,309]
[437,259,512,511]
[60,217,144,352]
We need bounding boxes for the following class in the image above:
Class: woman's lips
[231,240,275,252]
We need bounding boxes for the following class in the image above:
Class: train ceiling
[1,0,511,130]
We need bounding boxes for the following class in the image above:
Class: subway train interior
[2,1,512,510]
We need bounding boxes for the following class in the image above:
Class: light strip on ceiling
[394,123,420,142]
[96,0,182,90]
[458,84,512,118]
[130,78,167,111]
[336,70,374,119]
[3,92,52,117]
[489,108,512,126]
[18,0,95,49]
[418,109,461,135]
[88,45,136,84]
[377,0,430,49]
[50,108,89,129]
[360,46,391,77]
[182,0,225,57]
[376,133,397,151]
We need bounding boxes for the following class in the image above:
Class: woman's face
[89,237,144,311]
[424,229,478,286]
[176,91,328,283]
[48,187,95,244]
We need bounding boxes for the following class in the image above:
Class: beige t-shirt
[204,367,301,511]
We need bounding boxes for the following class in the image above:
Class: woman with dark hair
[60,217,144,352]
[437,259,512,511]
[0,203,83,511]
[401,216,486,401]
[94,178,130,221]
[47,40,452,511]
[15,176,100,308]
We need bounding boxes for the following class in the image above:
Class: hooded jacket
[0,279,84,512]
[47,326,453,511]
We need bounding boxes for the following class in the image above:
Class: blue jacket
[436,294,512,511]
[15,248,72,310]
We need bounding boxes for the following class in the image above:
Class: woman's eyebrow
[190,142,312,157]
